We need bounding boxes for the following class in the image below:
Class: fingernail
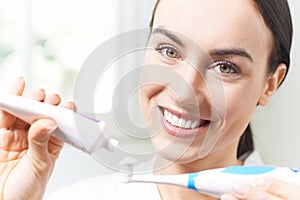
[46,125,58,135]
[255,178,271,189]
[221,194,235,200]
[43,122,58,135]
[17,77,24,83]
[47,126,57,135]
[10,77,24,90]
[232,183,250,198]
[14,77,24,87]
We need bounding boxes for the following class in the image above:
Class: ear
[258,63,287,106]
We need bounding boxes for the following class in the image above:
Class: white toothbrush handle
[193,167,300,197]
[125,166,300,198]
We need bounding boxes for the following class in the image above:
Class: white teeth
[185,120,191,129]
[163,109,204,129]
[164,109,168,119]
[191,121,199,129]
[171,115,179,126]
[178,118,185,127]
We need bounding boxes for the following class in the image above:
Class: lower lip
[160,113,209,138]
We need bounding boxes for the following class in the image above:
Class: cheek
[139,87,151,122]
[226,91,255,129]
[218,84,262,143]
[226,87,258,116]
[138,84,163,122]
[223,65,268,123]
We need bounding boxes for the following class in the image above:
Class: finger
[41,93,63,156]
[48,137,64,157]
[221,194,239,200]
[231,183,283,200]
[0,128,29,152]
[0,129,15,151]
[10,89,46,130]
[14,92,61,130]
[25,88,46,102]
[61,101,77,111]
[255,178,300,200]
[7,77,26,95]
[0,78,26,129]
[0,129,30,161]
[44,93,61,106]
[13,88,47,129]
[27,119,57,162]
[0,130,17,160]
[45,99,75,156]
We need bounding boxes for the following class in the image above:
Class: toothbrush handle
[127,166,300,198]
[193,166,300,197]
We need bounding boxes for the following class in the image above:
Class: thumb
[28,119,57,161]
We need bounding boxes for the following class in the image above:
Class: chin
[154,142,208,165]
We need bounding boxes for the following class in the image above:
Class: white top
[46,151,263,200]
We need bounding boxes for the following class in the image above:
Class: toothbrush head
[119,157,137,183]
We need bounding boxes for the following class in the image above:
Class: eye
[155,44,183,62]
[211,61,240,74]
[165,48,178,58]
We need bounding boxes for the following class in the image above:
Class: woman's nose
[169,63,208,106]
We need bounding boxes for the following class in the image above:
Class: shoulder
[45,173,161,200]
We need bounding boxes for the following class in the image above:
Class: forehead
[153,0,272,60]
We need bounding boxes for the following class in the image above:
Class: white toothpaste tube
[0,94,118,153]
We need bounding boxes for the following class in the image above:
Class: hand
[221,178,300,200]
[0,78,75,200]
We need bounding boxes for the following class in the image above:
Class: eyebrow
[152,27,184,47]
[209,48,254,63]
[152,28,253,63]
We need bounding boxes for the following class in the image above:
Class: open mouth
[159,106,210,136]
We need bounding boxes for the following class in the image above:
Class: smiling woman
[142,0,288,165]
[148,0,293,164]
[0,0,299,200]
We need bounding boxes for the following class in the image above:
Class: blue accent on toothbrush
[222,166,276,175]
[290,168,300,173]
[188,172,199,190]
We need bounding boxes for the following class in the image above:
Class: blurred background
[0,0,299,197]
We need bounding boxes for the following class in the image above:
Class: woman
[0,0,299,199]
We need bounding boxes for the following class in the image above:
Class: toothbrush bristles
[119,172,133,183]
[119,157,137,183]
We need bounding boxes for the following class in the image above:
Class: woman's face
[140,0,274,163]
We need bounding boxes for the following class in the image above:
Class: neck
[155,142,241,175]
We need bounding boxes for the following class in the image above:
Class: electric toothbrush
[122,165,300,198]
[0,93,118,153]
